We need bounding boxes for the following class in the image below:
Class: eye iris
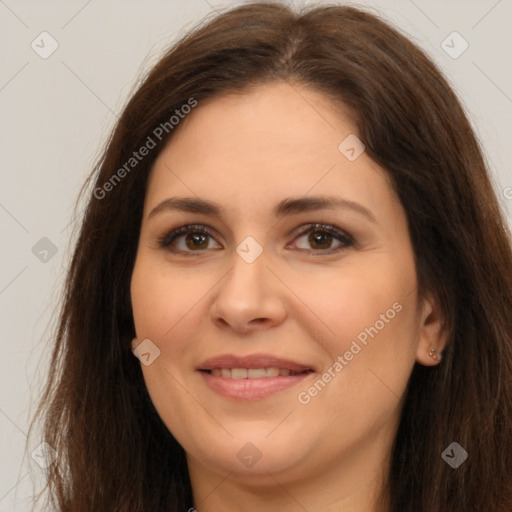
[309,231,332,249]
[185,232,208,250]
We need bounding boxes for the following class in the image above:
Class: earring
[429,348,442,362]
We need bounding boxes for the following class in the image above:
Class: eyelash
[157,223,354,256]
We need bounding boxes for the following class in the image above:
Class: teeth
[208,367,306,379]
[266,367,279,377]
[231,368,248,379]
[247,368,266,378]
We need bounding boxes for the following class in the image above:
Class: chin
[184,430,315,479]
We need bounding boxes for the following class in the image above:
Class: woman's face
[130,82,440,485]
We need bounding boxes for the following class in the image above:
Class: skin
[130,81,448,512]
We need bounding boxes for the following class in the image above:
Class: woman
[31,2,512,511]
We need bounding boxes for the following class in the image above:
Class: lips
[209,367,305,379]
[197,354,315,373]
[197,354,315,400]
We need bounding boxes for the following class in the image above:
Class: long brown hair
[30,2,512,510]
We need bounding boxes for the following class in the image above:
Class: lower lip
[199,371,313,400]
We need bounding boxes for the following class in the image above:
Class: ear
[415,292,449,366]
[131,338,139,352]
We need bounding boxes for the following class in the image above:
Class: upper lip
[197,354,315,372]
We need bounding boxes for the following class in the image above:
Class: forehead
[145,82,396,218]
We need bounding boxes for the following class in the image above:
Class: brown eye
[308,230,334,250]
[159,224,222,254]
[159,223,354,257]
[183,232,209,250]
[292,224,354,254]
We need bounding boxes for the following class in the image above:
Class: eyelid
[157,223,220,250]
[158,222,354,255]
[287,223,354,253]
[290,223,353,243]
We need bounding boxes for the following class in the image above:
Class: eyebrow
[148,195,377,223]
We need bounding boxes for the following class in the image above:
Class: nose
[210,248,287,334]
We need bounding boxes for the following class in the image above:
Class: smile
[197,354,316,400]
[205,367,310,378]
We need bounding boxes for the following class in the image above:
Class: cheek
[130,258,207,434]
[296,261,416,349]
[131,256,209,341]
[295,257,419,407]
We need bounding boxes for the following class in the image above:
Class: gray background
[1,0,511,509]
